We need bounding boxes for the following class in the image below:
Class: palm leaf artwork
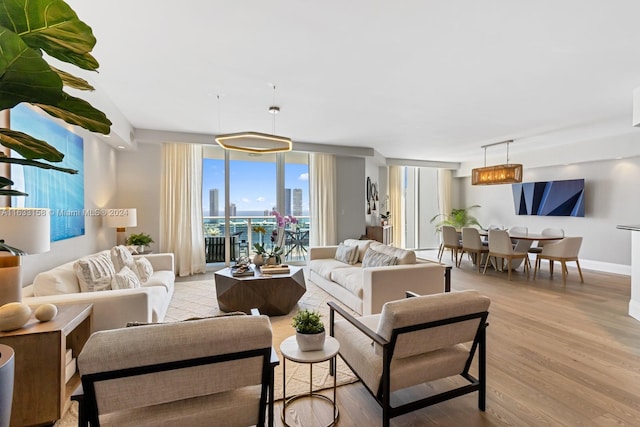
[0,0,111,196]
[430,205,482,231]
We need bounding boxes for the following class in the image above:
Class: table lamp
[105,208,137,245]
[0,208,51,306]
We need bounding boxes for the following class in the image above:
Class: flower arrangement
[271,210,297,228]
[252,225,283,263]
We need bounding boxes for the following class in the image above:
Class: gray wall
[458,156,640,273]
[337,156,367,242]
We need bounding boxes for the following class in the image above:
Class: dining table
[478,229,564,270]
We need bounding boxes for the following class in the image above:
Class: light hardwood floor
[274,251,640,426]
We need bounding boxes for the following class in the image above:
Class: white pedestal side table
[280,335,340,427]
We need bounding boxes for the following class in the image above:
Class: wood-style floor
[274,251,640,426]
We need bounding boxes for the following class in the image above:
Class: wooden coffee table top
[214,266,306,316]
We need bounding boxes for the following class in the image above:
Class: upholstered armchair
[533,236,584,285]
[76,314,276,427]
[329,290,490,427]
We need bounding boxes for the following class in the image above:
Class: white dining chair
[483,229,531,281]
[533,237,584,285]
[528,228,565,267]
[460,227,489,272]
[439,225,462,265]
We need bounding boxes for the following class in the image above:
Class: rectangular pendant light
[471,163,523,185]
[215,132,292,154]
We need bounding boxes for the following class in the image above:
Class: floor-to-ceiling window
[202,146,309,265]
[404,167,440,250]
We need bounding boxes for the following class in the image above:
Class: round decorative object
[253,254,264,267]
[34,303,58,322]
[296,330,326,352]
[0,302,32,332]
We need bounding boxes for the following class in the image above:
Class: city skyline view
[202,158,309,217]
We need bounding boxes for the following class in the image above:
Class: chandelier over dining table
[471,140,523,185]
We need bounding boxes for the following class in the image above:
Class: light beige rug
[56,274,359,425]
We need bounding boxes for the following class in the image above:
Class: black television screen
[512,179,585,217]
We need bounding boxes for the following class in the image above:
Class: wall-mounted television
[512,179,584,217]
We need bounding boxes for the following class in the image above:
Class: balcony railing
[203,215,310,263]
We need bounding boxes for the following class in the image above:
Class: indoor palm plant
[291,309,325,351]
[0,0,111,198]
[430,205,482,231]
[125,233,154,251]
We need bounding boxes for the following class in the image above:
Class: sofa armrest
[134,253,174,273]
[362,263,447,315]
[309,246,339,260]
[23,287,167,332]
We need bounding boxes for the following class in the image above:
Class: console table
[366,225,393,245]
[0,303,92,426]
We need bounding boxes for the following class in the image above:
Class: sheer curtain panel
[160,143,206,276]
[389,165,404,247]
[309,153,337,246]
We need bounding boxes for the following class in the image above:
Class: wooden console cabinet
[0,303,92,426]
[366,225,393,245]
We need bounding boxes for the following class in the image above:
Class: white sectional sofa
[22,250,175,332]
[308,239,451,315]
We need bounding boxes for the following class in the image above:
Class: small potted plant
[291,309,325,351]
[126,232,154,253]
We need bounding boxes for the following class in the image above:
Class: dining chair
[460,227,489,272]
[528,228,565,268]
[483,229,531,280]
[533,237,584,285]
[438,225,462,266]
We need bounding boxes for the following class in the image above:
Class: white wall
[114,142,163,252]
[22,134,117,284]
[458,157,640,274]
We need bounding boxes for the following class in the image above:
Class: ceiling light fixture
[215,85,292,154]
[471,140,523,185]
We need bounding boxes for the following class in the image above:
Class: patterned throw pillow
[334,243,359,265]
[134,256,154,282]
[361,247,398,268]
[112,266,141,290]
[73,252,116,292]
[110,245,135,272]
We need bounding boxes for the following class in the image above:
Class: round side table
[280,335,340,427]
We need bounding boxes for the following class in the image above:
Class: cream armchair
[329,290,491,427]
[76,315,276,427]
[533,236,584,285]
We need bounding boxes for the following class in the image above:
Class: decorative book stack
[260,264,291,275]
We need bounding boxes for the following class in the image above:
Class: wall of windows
[404,167,440,250]
[202,146,309,264]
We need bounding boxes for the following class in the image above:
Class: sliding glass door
[404,167,440,250]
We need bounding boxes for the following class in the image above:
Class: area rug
[56,274,359,425]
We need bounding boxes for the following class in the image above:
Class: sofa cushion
[141,270,175,293]
[369,242,416,265]
[111,245,136,272]
[344,239,374,263]
[134,257,154,282]
[309,258,352,280]
[33,262,80,296]
[330,267,364,298]
[74,251,116,292]
[112,266,142,290]
[334,243,358,265]
[362,247,398,268]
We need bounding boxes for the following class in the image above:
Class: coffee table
[214,265,306,316]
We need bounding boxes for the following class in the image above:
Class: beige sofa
[308,239,451,315]
[22,250,175,332]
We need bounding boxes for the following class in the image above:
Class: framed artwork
[10,104,85,241]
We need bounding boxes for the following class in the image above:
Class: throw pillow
[112,266,142,290]
[334,243,358,265]
[73,252,116,292]
[361,247,398,268]
[110,245,135,272]
[134,256,154,282]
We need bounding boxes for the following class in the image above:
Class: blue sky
[202,159,309,216]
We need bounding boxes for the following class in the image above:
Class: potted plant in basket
[291,309,325,351]
[126,232,154,253]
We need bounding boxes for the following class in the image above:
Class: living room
[2,1,640,426]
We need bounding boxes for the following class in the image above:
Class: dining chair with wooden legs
[439,225,462,266]
[528,228,564,269]
[460,227,489,272]
[533,237,584,285]
[483,229,531,281]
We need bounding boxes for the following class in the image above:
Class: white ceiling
[65,1,640,163]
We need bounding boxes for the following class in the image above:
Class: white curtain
[437,168,452,220]
[389,165,404,248]
[160,143,206,276]
[309,153,337,246]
